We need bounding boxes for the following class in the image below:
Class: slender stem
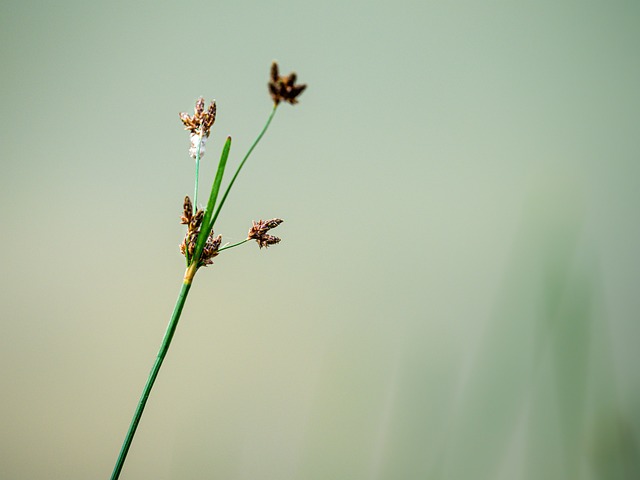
[110,267,196,480]
[210,104,278,228]
[218,238,250,253]
[194,133,204,210]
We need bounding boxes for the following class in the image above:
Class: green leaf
[192,136,231,266]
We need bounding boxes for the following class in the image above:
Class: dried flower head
[201,231,222,266]
[179,196,205,257]
[268,62,306,105]
[179,97,217,135]
[248,218,284,248]
[180,196,193,225]
[179,97,217,158]
[179,196,223,266]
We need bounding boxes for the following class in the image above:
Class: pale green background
[1,1,639,479]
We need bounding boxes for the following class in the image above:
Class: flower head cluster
[176,62,305,271]
[179,196,222,266]
[179,196,203,256]
[248,218,284,248]
[268,62,307,105]
[200,231,222,266]
[179,97,217,158]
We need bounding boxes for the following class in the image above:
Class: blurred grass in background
[1,1,639,479]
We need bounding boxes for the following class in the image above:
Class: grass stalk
[109,62,305,479]
[110,269,195,480]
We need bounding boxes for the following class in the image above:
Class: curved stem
[218,238,251,253]
[210,105,278,228]
[110,270,196,480]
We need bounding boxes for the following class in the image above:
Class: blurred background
[1,1,639,479]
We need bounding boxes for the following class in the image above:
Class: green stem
[218,238,250,253]
[210,104,278,228]
[194,134,204,210]
[110,266,196,480]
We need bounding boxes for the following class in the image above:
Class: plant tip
[248,218,284,248]
[268,61,307,106]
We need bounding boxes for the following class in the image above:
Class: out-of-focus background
[1,1,639,479]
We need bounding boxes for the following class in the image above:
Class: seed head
[179,197,224,266]
[179,97,217,158]
[268,61,306,105]
[181,196,193,225]
[180,196,205,257]
[201,231,222,266]
[248,218,284,248]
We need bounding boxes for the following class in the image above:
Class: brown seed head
[179,196,209,259]
[268,61,306,105]
[179,97,217,137]
[179,195,225,266]
[181,196,193,224]
[248,218,284,248]
[264,218,284,229]
[262,235,281,248]
[201,232,222,266]
[190,209,204,231]
[195,97,205,115]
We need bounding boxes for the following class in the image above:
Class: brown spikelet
[190,209,204,230]
[201,232,222,266]
[179,98,217,137]
[263,235,281,247]
[180,195,209,259]
[264,218,284,229]
[195,97,205,115]
[268,62,306,105]
[181,196,193,224]
[248,218,284,248]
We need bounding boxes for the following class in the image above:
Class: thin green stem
[210,104,278,228]
[110,271,195,480]
[218,238,251,253]
[193,134,204,210]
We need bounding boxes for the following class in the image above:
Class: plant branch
[210,104,278,228]
[218,238,251,252]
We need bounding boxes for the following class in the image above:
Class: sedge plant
[109,61,306,480]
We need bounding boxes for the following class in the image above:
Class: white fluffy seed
[189,133,207,159]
